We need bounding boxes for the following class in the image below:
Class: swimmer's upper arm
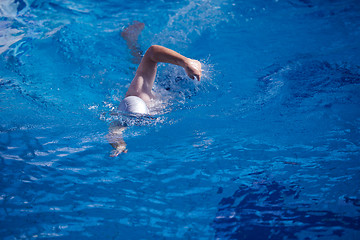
[126,45,201,99]
[126,47,158,98]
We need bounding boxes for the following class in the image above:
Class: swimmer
[108,21,202,156]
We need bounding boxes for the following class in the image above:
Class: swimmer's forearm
[146,45,188,68]
[144,45,201,80]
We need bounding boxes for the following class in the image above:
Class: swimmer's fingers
[110,150,120,157]
[190,75,200,81]
[110,143,128,157]
[110,147,128,157]
[192,71,201,81]
[194,73,201,81]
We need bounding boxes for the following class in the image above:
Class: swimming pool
[1,0,359,239]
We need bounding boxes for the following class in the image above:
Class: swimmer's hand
[184,58,202,81]
[108,126,128,157]
[110,144,128,157]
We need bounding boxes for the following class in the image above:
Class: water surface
[1,0,360,239]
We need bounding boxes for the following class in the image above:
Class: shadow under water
[213,181,360,240]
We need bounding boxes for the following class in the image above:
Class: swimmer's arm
[147,45,202,81]
[107,125,128,156]
[126,45,202,99]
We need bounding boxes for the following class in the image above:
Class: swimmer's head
[118,96,149,115]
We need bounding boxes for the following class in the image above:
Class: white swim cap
[118,96,149,115]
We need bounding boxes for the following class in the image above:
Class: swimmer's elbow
[145,45,161,63]
[144,45,186,67]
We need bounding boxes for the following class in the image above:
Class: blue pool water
[1,0,360,239]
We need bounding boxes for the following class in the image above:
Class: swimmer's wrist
[182,57,191,68]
